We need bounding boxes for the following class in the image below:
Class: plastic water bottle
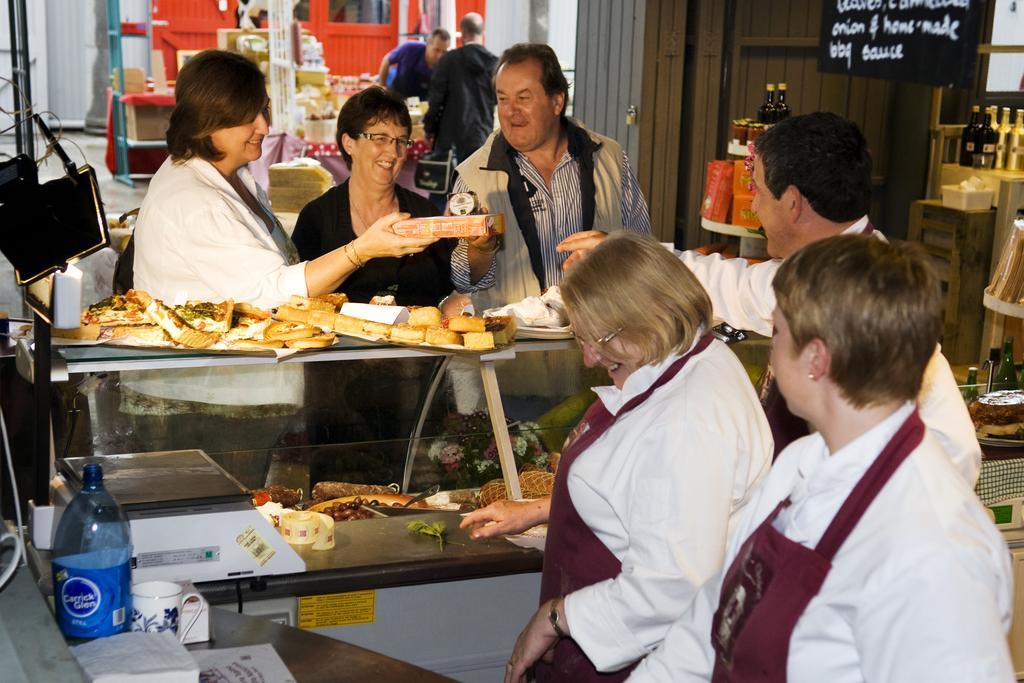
[51,463,133,639]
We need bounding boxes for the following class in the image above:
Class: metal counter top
[198,511,543,605]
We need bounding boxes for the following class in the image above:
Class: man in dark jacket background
[424,13,498,165]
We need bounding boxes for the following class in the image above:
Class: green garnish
[407,520,449,551]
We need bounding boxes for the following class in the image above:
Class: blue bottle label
[53,559,131,638]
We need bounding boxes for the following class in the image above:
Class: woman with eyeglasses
[133,50,429,309]
[460,233,773,682]
[292,86,455,305]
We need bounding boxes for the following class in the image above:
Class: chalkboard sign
[819,0,983,89]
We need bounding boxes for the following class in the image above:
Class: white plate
[517,325,573,340]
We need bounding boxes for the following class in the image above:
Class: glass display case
[41,336,606,500]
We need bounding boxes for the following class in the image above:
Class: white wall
[483,0,577,71]
[0,0,49,132]
[986,0,1024,92]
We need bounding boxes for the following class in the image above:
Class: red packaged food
[701,161,734,223]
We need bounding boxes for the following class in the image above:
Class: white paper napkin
[71,631,199,683]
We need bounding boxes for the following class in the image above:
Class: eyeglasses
[360,132,413,151]
[576,326,624,348]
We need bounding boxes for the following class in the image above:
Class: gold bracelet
[343,244,362,269]
[350,240,366,266]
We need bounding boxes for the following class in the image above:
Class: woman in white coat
[630,235,1014,682]
[477,233,772,682]
[133,49,435,309]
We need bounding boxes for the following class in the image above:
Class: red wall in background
[151,1,487,79]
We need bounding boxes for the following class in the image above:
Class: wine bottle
[993,336,1019,392]
[995,107,1012,170]
[774,83,790,121]
[757,84,776,124]
[1009,109,1024,172]
[960,105,979,168]
[963,366,979,402]
[976,109,997,169]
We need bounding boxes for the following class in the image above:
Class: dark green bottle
[993,337,1019,391]
[963,366,979,402]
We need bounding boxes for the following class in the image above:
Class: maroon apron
[763,224,875,458]
[710,408,923,682]
[535,333,715,682]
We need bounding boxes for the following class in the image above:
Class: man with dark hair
[423,13,497,166]
[679,112,979,484]
[450,42,651,310]
[377,28,450,100]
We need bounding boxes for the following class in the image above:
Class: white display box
[941,184,994,211]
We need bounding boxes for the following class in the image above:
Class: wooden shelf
[701,217,765,239]
[984,292,1024,319]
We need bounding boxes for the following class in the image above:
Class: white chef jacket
[679,218,982,486]
[629,402,1014,683]
[129,157,305,406]
[563,337,773,672]
[134,157,307,310]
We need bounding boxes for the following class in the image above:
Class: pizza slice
[173,299,235,334]
[224,304,273,341]
[81,295,147,326]
[127,290,217,349]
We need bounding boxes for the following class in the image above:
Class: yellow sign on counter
[298,590,376,629]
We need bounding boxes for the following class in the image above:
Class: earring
[807,373,816,380]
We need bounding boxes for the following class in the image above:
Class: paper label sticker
[298,590,375,629]
[236,526,276,566]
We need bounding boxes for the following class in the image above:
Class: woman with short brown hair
[463,233,773,682]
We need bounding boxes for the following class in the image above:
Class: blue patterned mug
[130,580,201,641]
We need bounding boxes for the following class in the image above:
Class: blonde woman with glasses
[461,233,772,682]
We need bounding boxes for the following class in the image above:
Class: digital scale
[52,450,304,584]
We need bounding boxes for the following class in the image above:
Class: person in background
[629,235,1014,682]
[424,12,498,166]
[133,49,432,310]
[463,233,772,682]
[559,111,981,486]
[292,87,453,305]
[377,28,451,101]
[450,43,651,311]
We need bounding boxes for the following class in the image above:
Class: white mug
[130,580,202,641]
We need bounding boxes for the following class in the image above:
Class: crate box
[125,103,173,141]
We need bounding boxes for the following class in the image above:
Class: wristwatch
[548,598,566,638]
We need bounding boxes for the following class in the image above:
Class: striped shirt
[450,149,651,292]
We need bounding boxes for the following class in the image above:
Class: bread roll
[462,331,495,351]
[265,321,319,341]
[425,327,461,346]
[314,293,349,308]
[447,315,486,333]
[332,313,365,335]
[390,323,425,343]
[274,305,311,324]
[307,309,337,330]
[408,306,442,328]
[285,332,336,349]
[228,338,285,350]
[288,294,336,312]
[362,321,393,338]
[234,302,271,320]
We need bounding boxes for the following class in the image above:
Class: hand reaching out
[556,230,608,271]
[354,211,439,260]
[459,497,551,540]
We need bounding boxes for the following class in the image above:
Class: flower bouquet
[426,411,549,489]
